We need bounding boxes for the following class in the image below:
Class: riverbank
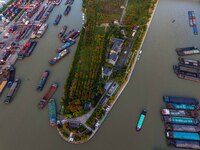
[58,0,159,144]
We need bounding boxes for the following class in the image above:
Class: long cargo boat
[188,11,194,27]
[179,57,200,68]
[26,41,37,56]
[136,109,147,131]
[162,116,199,125]
[4,79,21,104]
[176,46,200,56]
[0,80,8,95]
[163,96,199,105]
[38,83,58,109]
[53,14,62,25]
[173,65,200,83]
[37,70,49,91]
[168,139,200,149]
[165,124,200,132]
[8,66,15,83]
[161,109,198,118]
[49,49,70,65]
[61,29,74,42]
[64,5,71,16]
[56,39,75,53]
[166,131,200,141]
[166,103,199,111]
[58,25,67,38]
[62,30,80,43]
[48,99,57,127]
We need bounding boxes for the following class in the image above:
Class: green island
[58,0,158,143]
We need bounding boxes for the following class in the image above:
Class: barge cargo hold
[168,139,200,149]
[162,116,199,125]
[165,124,200,132]
[37,70,49,91]
[176,46,200,56]
[38,83,58,109]
[161,109,198,118]
[48,99,57,127]
[53,14,62,25]
[56,39,75,53]
[49,49,70,65]
[179,57,200,68]
[136,109,147,131]
[58,25,67,38]
[64,5,71,16]
[166,131,200,141]
[4,79,21,104]
[166,103,199,111]
[163,96,199,105]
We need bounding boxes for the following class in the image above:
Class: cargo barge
[48,99,57,127]
[4,79,21,104]
[165,124,200,132]
[188,11,194,27]
[136,109,147,131]
[168,139,200,149]
[61,29,74,42]
[162,116,199,125]
[38,83,58,109]
[65,0,74,5]
[173,64,200,83]
[166,103,199,111]
[56,39,75,53]
[62,31,80,43]
[176,46,200,56]
[64,5,71,16]
[53,14,62,25]
[8,66,15,83]
[161,109,198,118]
[58,25,67,38]
[37,70,49,91]
[179,57,200,68]
[163,96,199,105]
[166,131,200,141]
[49,49,70,65]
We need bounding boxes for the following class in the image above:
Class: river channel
[0,0,200,150]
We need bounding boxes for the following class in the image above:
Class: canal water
[0,0,200,150]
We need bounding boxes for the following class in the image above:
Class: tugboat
[136,109,147,131]
[58,25,67,38]
[48,99,57,127]
[37,70,49,91]
[54,14,62,25]
[38,83,58,109]
[49,49,70,65]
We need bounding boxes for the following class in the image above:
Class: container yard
[161,96,200,149]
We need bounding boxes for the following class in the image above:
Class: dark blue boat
[37,70,49,91]
[64,5,71,16]
[163,96,199,105]
[53,14,62,25]
[26,41,37,56]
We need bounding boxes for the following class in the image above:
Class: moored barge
[49,49,70,65]
[179,57,200,68]
[165,124,200,132]
[166,131,200,141]
[168,139,200,149]
[161,109,198,118]
[58,25,67,38]
[163,96,199,105]
[37,70,49,91]
[166,103,199,111]
[176,46,200,56]
[56,39,75,53]
[38,83,58,109]
[162,116,199,125]
[136,109,147,131]
[4,79,21,104]
[48,99,57,127]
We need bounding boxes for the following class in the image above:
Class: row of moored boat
[161,96,200,149]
